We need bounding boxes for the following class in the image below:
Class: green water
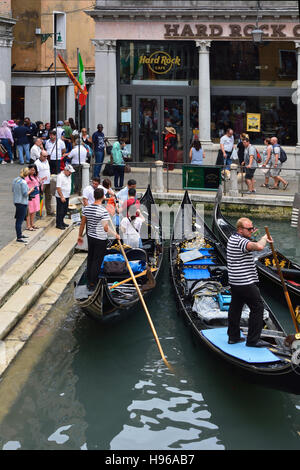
[0,216,299,450]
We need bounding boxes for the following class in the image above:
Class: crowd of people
[215,128,289,194]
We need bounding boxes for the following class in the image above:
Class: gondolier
[78,187,120,292]
[227,217,272,347]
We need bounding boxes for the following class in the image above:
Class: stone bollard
[229,163,239,197]
[155,160,164,193]
[50,174,57,214]
[81,162,90,193]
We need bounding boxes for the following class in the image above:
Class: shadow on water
[0,239,299,449]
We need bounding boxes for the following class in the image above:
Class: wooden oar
[109,268,158,290]
[265,226,299,333]
[116,238,173,371]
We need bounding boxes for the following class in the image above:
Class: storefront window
[119,41,197,85]
[211,41,297,145]
[119,95,132,156]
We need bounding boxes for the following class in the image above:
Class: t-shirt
[272,144,281,164]
[92,131,105,151]
[69,145,87,165]
[244,144,258,168]
[35,158,50,184]
[55,171,72,198]
[45,138,66,161]
[121,197,140,217]
[220,134,234,152]
[30,144,41,161]
[53,127,65,140]
[227,233,259,286]
[82,204,110,240]
[120,216,143,248]
[82,184,100,205]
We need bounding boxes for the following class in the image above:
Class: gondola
[170,190,300,395]
[212,187,300,306]
[75,185,163,322]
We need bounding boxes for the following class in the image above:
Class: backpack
[255,148,262,164]
[273,145,287,163]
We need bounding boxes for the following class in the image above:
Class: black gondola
[75,185,163,322]
[212,187,300,306]
[170,190,300,395]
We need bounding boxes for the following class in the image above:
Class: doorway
[136,96,186,164]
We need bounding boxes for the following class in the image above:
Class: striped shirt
[82,204,110,240]
[227,233,259,286]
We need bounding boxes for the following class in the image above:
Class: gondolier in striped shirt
[77,187,120,292]
[227,217,272,347]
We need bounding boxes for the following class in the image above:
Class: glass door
[136,96,186,164]
[137,97,160,162]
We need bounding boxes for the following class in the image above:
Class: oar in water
[116,238,173,372]
[264,226,299,334]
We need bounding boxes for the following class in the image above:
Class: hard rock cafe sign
[164,23,300,39]
[139,50,181,74]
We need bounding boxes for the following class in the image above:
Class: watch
[295,333,300,340]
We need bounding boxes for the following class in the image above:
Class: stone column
[0,17,16,123]
[196,40,212,146]
[294,42,300,186]
[25,86,51,123]
[91,39,118,142]
[229,163,239,197]
[81,162,90,193]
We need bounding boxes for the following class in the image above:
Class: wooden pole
[109,268,157,290]
[265,227,299,333]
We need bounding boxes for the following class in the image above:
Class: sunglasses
[242,226,255,231]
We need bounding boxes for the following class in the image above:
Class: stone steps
[0,219,73,308]
[0,221,81,341]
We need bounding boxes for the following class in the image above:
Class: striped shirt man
[227,233,259,286]
[82,204,110,240]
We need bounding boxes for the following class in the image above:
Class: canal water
[0,214,299,450]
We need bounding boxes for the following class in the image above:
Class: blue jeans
[17,144,30,164]
[15,203,27,239]
[224,151,232,171]
[94,149,104,177]
[1,138,13,161]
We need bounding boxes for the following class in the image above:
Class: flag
[57,54,87,97]
[39,191,44,217]
[78,52,88,107]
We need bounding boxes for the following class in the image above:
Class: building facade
[10,0,95,127]
[0,0,16,123]
[86,0,300,166]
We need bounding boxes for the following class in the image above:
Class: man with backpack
[269,137,289,190]
[241,136,258,194]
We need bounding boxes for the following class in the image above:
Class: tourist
[40,122,51,142]
[24,117,37,148]
[92,123,108,177]
[35,149,54,216]
[100,178,115,199]
[62,120,73,152]
[260,137,273,188]
[30,137,43,163]
[25,164,41,231]
[241,136,258,194]
[77,187,120,292]
[12,120,31,165]
[227,217,272,347]
[12,168,35,243]
[269,136,289,190]
[120,187,140,219]
[189,140,205,165]
[81,128,93,163]
[111,140,125,190]
[120,210,145,248]
[53,121,65,140]
[163,126,177,171]
[116,179,137,203]
[66,138,87,194]
[55,163,75,229]
[45,130,66,175]
[82,177,101,206]
[220,128,235,170]
[0,120,14,164]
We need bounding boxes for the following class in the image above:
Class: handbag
[103,261,128,275]
[124,163,131,173]
[103,163,114,176]
[106,142,113,155]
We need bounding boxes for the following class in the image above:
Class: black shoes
[246,340,270,348]
[228,338,245,344]
[56,226,66,230]
[16,238,28,243]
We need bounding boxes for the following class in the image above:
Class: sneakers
[16,238,28,244]
[10,160,14,164]
[246,340,270,348]
[1,161,7,165]
[228,338,245,345]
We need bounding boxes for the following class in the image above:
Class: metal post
[54,44,58,172]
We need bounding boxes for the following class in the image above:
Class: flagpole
[77,48,81,171]
[54,41,58,172]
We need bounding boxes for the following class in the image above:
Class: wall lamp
[35,28,62,45]
[252,0,263,43]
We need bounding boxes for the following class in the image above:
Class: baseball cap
[57,120,64,126]
[64,164,75,173]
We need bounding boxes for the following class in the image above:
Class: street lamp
[252,0,263,43]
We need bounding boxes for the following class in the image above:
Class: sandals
[269,186,279,190]
[260,184,269,188]
[283,182,289,190]
[25,227,35,231]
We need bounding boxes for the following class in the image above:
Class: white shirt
[30,144,41,161]
[120,216,143,248]
[116,186,129,202]
[220,134,234,152]
[82,184,100,205]
[69,145,87,165]
[35,158,50,184]
[45,138,66,160]
[55,171,72,198]
[53,127,65,139]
